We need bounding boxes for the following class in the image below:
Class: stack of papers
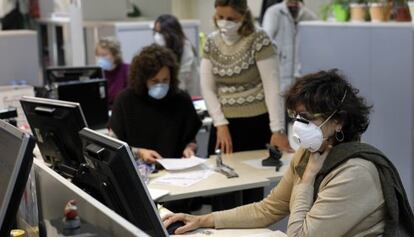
[156,156,207,171]
[151,168,214,187]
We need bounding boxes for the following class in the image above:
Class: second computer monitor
[45,66,103,85]
[79,128,168,237]
[20,96,88,178]
[56,79,109,130]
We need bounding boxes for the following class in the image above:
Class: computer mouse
[166,220,185,235]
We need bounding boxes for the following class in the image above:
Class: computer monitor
[79,128,168,237]
[0,119,36,236]
[20,96,88,178]
[54,79,109,130]
[45,66,103,85]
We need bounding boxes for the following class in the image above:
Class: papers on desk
[151,166,214,187]
[148,188,169,201]
[156,156,207,171]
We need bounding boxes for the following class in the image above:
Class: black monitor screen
[20,96,88,178]
[79,128,168,237]
[0,119,35,236]
[46,66,103,85]
[56,79,109,130]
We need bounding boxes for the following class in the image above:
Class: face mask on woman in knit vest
[217,20,242,45]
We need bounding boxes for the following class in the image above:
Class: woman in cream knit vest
[201,0,292,155]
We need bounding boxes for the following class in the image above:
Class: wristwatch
[274,129,286,135]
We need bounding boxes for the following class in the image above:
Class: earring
[335,130,345,142]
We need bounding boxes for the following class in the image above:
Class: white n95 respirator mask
[292,119,324,153]
[293,91,347,152]
[154,32,166,47]
[216,20,242,44]
[292,111,337,152]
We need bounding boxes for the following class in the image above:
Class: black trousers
[208,113,272,156]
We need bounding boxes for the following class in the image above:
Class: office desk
[149,150,292,202]
[173,229,286,237]
[158,205,287,237]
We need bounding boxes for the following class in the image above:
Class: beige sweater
[201,29,285,132]
[213,149,386,237]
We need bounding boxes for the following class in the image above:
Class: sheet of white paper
[156,156,207,171]
[148,188,169,201]
[151,168,214,187]
[245,230,287,237]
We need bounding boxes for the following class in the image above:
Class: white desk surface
[149,150,292,202]
[173,228,286,237]
[159,206,286,237]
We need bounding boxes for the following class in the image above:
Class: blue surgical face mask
[97,57,113,71]
[148,83,170,100]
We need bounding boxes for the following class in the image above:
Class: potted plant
[393,0,412,21]
[350,0,368,21]
[332,0,350,21]
[369,0,387,21]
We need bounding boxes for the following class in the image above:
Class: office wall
[132,0,172,18]
[0,31,42,86]
[304,0,329,17]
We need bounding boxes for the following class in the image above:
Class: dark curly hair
[129,44,180,96]
[284,70,372,143]
[214,0,255,36]
[154,14,186,62]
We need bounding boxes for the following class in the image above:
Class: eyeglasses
[287,109,324,121]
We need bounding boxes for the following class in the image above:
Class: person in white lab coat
[262,0,317,92]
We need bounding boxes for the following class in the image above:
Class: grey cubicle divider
[0,31,42,87]
[297,21,414,206]
[33,158,149,237]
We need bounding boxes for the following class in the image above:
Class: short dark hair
[129,44,179,96]
[154,14,186,62]
[214,0,255,36]
[284,70,372,142]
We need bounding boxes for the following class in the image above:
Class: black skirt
[208,113,272,155]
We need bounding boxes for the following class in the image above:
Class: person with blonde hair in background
[95,37,129,108]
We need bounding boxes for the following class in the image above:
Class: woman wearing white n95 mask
[202,0,292,157]
[163,70,414,236]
